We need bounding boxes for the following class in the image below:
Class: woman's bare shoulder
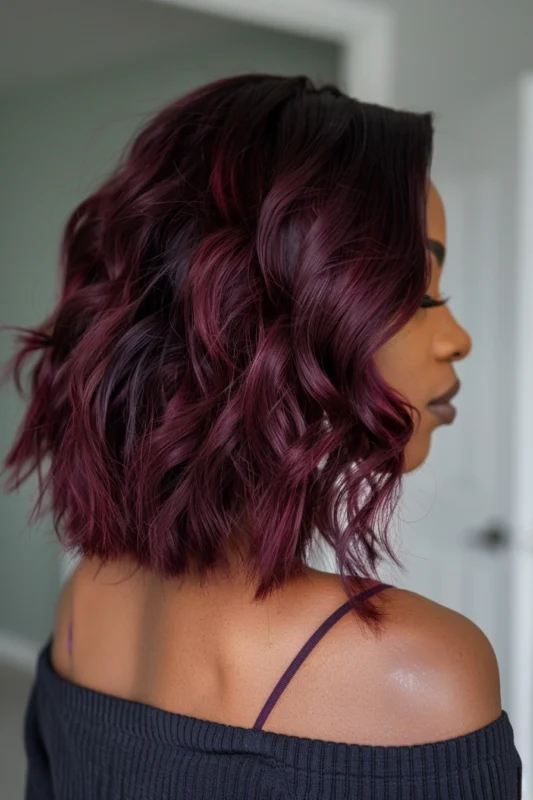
[260,572,501,745]
[338,584,503,745]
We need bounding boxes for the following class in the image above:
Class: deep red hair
[3,74,433,623]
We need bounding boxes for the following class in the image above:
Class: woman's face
[374,183,472,472]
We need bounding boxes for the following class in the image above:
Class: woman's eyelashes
[421,294,450,309]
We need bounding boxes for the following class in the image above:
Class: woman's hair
[3,74,433,622]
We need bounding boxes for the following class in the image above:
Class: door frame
[510,72,533,785]
[149,0,395,104]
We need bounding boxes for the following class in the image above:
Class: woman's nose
[435,310,472,362]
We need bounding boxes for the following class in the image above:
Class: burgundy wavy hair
[3,74,433,621]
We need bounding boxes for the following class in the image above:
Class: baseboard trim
[0,631,40,673]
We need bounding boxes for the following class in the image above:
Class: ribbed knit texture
[25,639,521,799]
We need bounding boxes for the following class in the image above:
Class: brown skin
[52,184,500,747]
[374,183,472,472]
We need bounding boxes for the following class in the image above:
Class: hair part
[3,74,433,627]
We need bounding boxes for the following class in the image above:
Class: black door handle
[470,524,510,550]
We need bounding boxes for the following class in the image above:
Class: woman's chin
[402,433,432,474]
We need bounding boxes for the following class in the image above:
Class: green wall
[0,25,339,643]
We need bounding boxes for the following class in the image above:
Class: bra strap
[252,582,393,731]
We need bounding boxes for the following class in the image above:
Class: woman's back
[50,557,500,746]
[54,558,401,742]
[22,555,520,798]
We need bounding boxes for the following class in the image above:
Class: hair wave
[3,74,433,623]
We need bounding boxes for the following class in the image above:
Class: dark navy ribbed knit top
[24,583,522,798]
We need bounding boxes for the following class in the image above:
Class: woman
[4,74,521,798]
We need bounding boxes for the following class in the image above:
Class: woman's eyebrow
[428,238,446,266]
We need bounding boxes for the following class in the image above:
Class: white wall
[367,0,533,114]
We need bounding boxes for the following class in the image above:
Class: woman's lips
[427,379,461,425]
[427,401,457,424]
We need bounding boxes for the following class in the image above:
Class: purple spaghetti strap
[252,582,393,731]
